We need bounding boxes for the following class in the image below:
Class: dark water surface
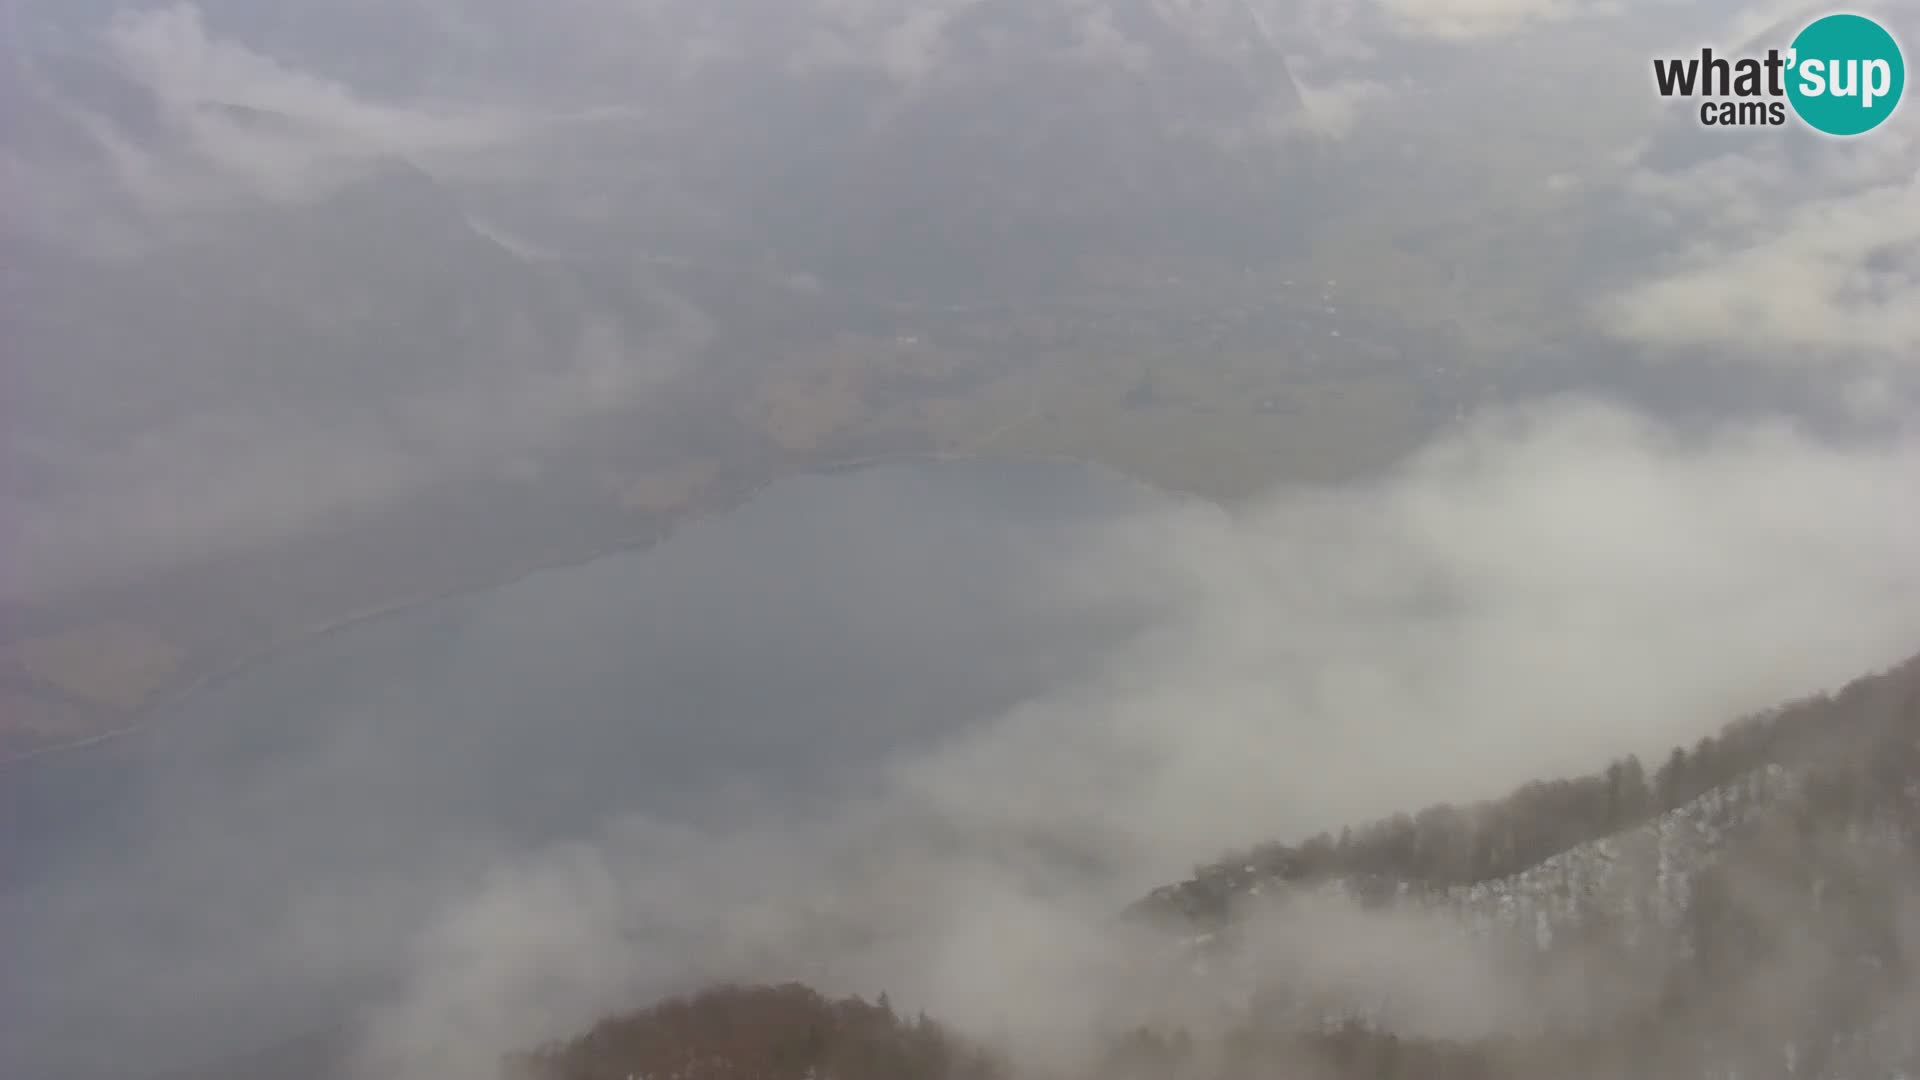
[0,459,1172,1080]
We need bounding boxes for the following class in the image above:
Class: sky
[1,1,1918,1078]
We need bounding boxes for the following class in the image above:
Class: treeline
[512,660,1920,1080]
[1147,654,1920,922]
[1102,1008,1919,1080]
[1101,1020,1653,1080]
[507,984,1007,1080]
[1116,768,1920,1080]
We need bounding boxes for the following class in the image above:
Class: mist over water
[4,403,1918,1080]
[4,3,1919,1075]
[0,459,1171,1080]
[353,400,1920,1080]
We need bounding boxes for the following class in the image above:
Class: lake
[0,459,1173,1080]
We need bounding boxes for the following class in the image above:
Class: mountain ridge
[514,651,1920,1080]
[1138,652,1920,927]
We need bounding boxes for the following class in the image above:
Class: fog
[6,0,1914,592]
[351,399,1920,1078]
[0,461,1163,1078]
[3,1,1918,1078]
[7,399,1915,1078]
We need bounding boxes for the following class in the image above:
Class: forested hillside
[518,653,1920,1080]
[507,984,1007,1080]
[1140,653,1920,925]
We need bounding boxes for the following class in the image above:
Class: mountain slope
[1128,654,1920,1077]
[528,654,1920,1080]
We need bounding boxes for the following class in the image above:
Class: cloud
[1,411,434,599]
[1602,176,1920,359]
[873,6,957,87]
[8,397,1916,1078]
[8,5,1920,1073]
[1290,77,1396,139]
[783,0,964,86]
[98,4,523,208]
[2,282,703,601]
[3,0,723,603]
[1370,0,1614,40]
[1066,5,1154,73]
[1596,119,1920,404]
[106,5,489,145]
[355,397,1920,1079]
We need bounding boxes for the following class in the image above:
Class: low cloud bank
[357,397,1920,1078]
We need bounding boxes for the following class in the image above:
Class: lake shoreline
[0,449,1154,772]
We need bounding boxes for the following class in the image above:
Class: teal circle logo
[1786,13,1905,136]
